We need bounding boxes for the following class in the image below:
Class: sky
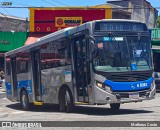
[0,0,159,18]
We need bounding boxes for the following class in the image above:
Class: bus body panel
[5,81,12,100]
[41,65,72,104]
[17,72,33,101]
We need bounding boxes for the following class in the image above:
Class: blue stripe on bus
[104,77,153,91]
[6,80,45,96]
[17,80,45,95]
[17,80,32,96]
[6,82,12,95]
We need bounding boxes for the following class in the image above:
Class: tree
[156,16,160,28]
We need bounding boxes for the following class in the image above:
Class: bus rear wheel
[20,90,31,111]
[110,103,120,111]
[59,87,74,113]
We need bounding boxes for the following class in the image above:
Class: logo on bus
[131,84,135,89]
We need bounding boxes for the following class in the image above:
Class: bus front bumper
[93,84,156,104]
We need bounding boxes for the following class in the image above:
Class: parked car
[154,72,160,92]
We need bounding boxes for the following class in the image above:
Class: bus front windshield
[92,34,152,72]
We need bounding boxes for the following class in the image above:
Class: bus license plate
[129,93,139,99]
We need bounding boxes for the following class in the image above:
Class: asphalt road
[0,89,160,129]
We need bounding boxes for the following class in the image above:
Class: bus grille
[108,72,152,82]
[116,91,148,98]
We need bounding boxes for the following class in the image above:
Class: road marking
[12,111,25,114]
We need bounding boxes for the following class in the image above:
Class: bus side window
[40,38,71,70]
[16,52,29,74]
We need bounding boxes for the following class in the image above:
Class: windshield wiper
[108,33,122,71]
[124,36,132,70]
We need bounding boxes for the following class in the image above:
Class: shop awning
[24,33,47,46]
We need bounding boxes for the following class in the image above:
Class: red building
[25,6,112,45]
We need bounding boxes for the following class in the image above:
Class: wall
[0,15,28,32]
[107,0,158,28]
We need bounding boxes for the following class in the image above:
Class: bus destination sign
[95,22,147,31]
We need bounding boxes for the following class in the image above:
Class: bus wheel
[110,103,120,111]
[20,90,30,111]
[59,88,74,113]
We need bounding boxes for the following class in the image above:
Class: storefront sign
[55,17,82,27]
[0,40,10,44]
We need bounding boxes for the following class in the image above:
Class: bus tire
[20,90,31,111]
[110,103,120,111]
[59,87,74,113]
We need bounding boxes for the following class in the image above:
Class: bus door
[31,49,42,101]
[10,56,18,101]
[72,35,89,102]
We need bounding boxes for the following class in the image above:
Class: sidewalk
[0,89,9,118]
[0,88,5,94]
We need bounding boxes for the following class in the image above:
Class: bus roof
[5,19,146,56]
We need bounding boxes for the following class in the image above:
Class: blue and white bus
[5,19,156,112]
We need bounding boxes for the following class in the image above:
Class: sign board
[55,17,82,28]
[29,6,112,32]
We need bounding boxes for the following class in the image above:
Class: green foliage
[156,16,160,28]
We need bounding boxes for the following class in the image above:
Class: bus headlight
[96,81,103,88]
[95,81,112,93]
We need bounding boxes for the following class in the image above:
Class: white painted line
[12,111,25,114]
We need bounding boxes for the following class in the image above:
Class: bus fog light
[106,97,110,101]
[105,86,112,93]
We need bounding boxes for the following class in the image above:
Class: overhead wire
[51,0,69,7]
[41,0,56,6]
[2,8,12,16]
[0,6,160,9]
[0,12,8,18]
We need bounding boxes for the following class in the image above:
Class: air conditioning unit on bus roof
[36,27,74,42]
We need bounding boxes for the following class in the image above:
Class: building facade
[0,14,28,32]
[106,0,158,28]
[0,14,29,70]
[0,32,28,70]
